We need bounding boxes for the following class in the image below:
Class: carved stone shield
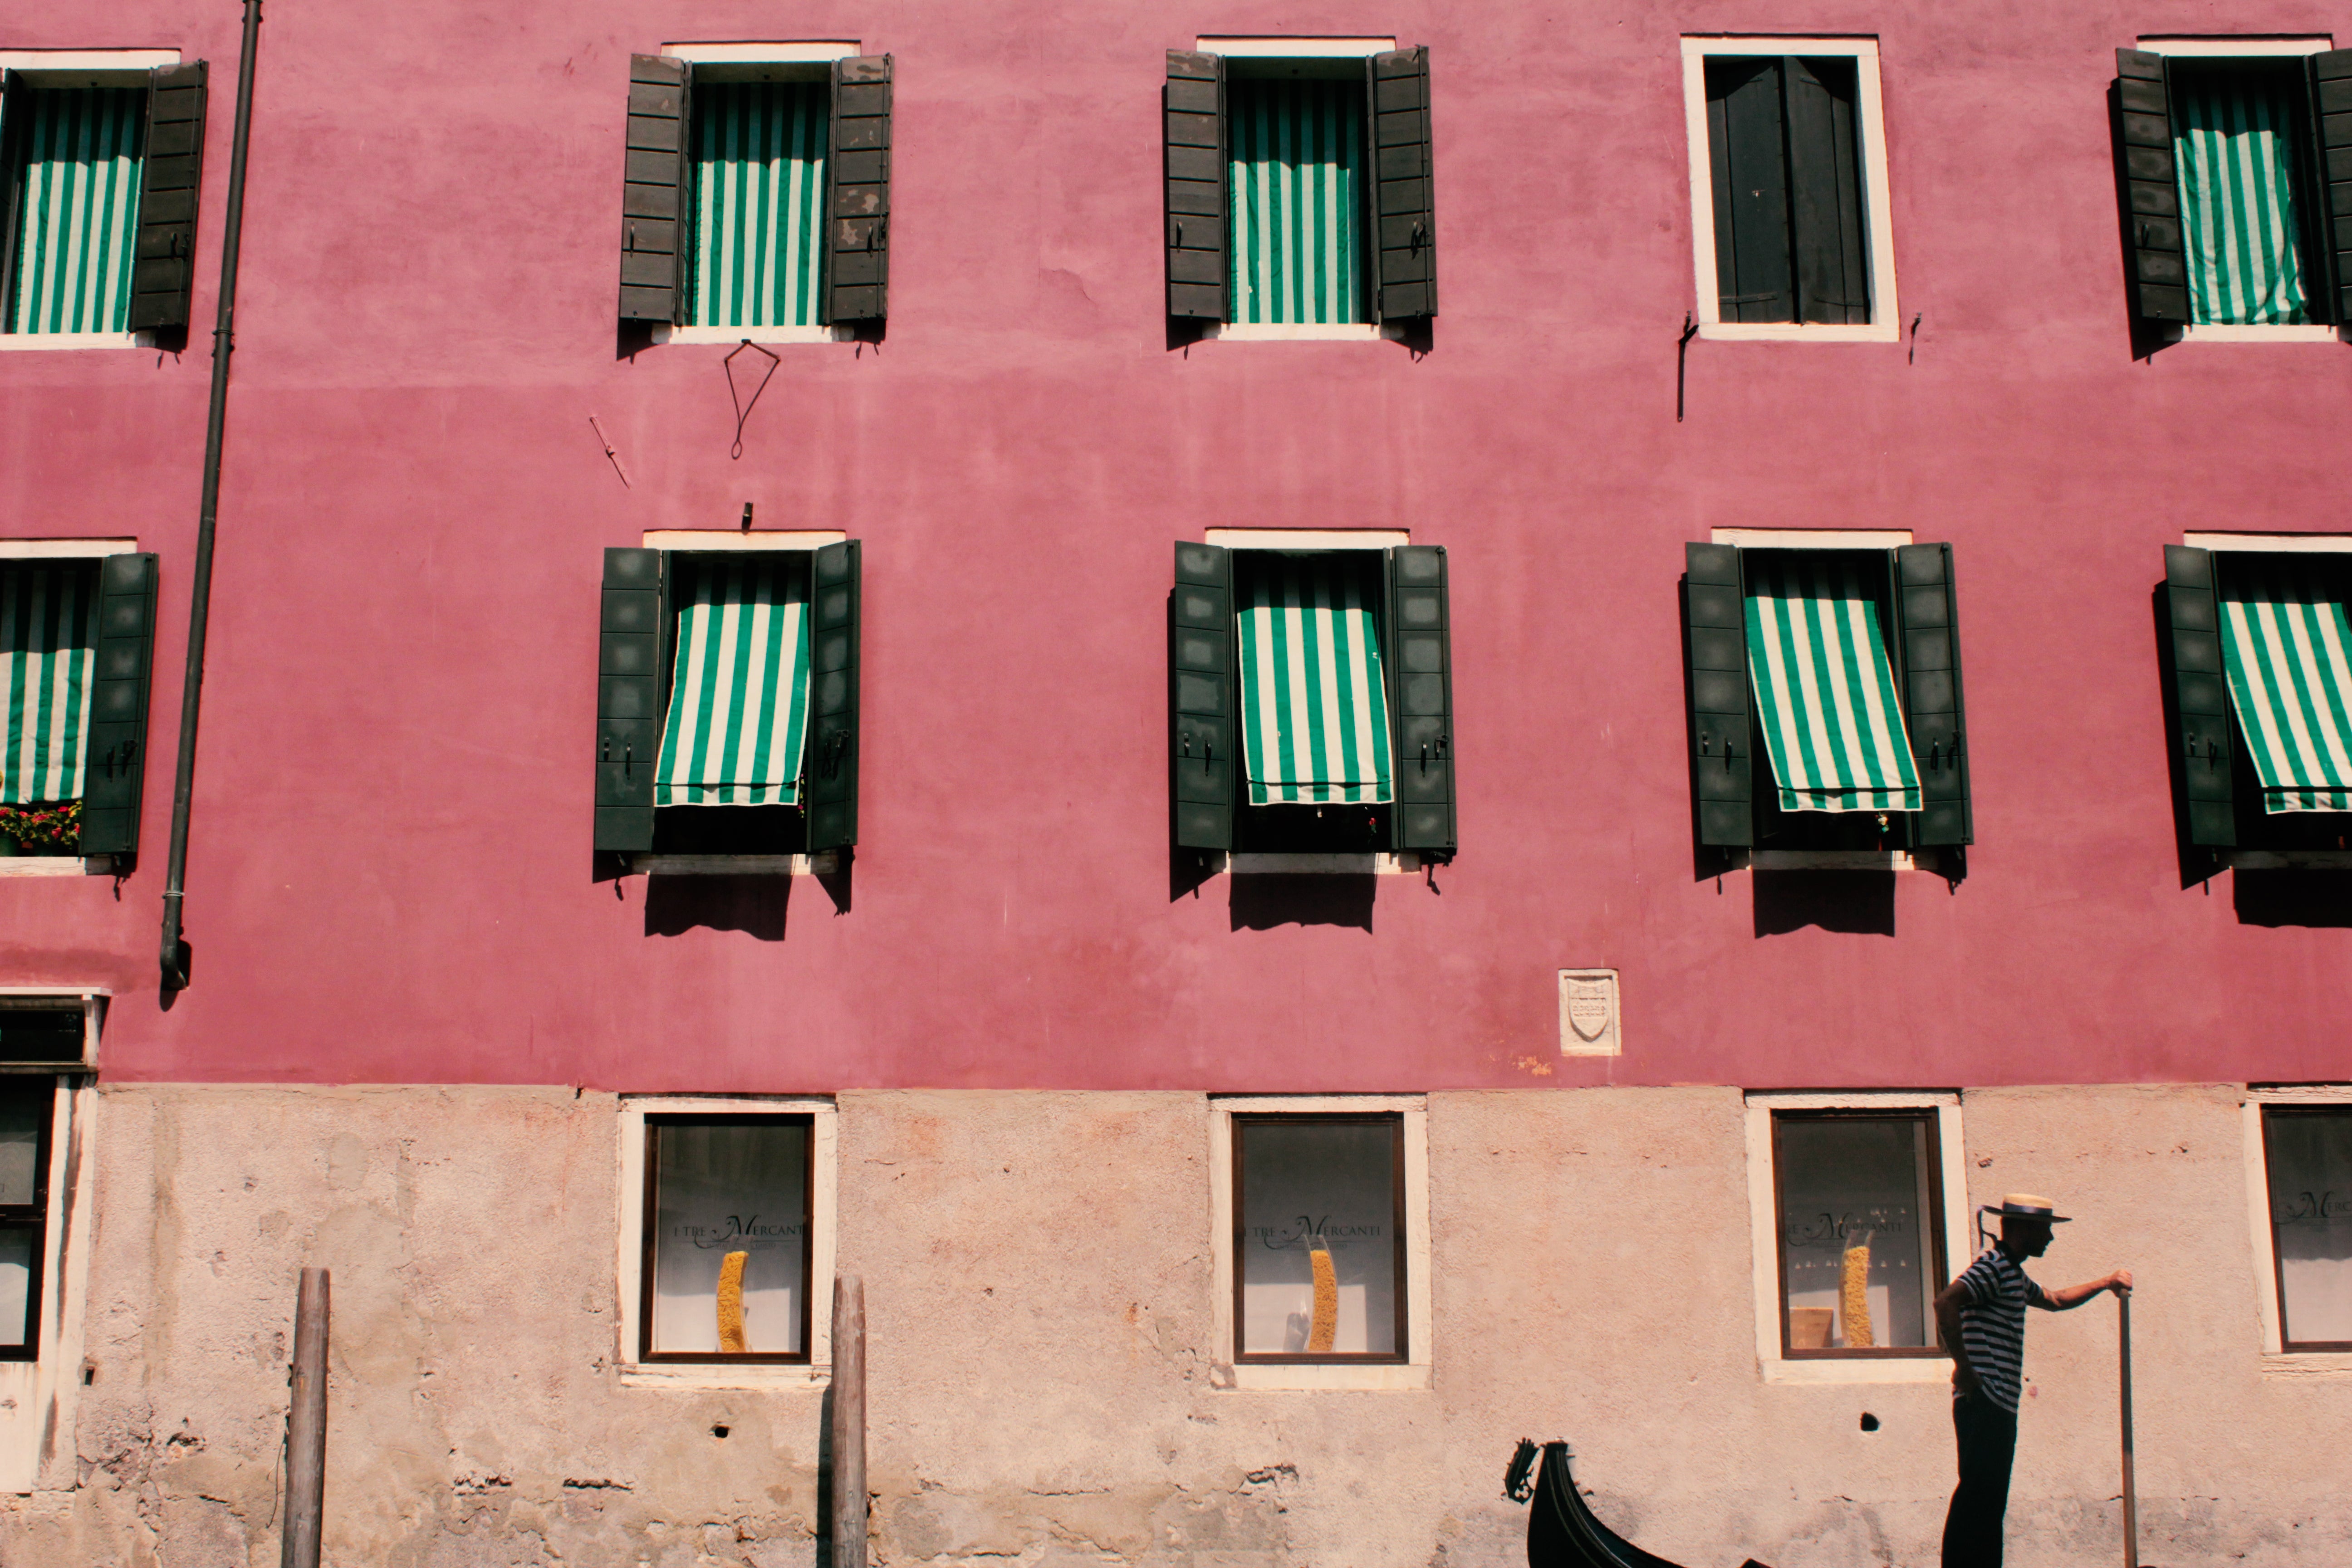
[1565,981,1612,1043]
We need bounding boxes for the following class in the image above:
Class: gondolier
[1933,1194,2132,1568]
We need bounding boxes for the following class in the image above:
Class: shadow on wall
[645,875,789,940]
[1754,871,1895,937]
[2233,870,2352,927]
[1230,874,1375,932]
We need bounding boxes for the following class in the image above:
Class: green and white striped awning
[1744,554,1920,813]
[1237,555,1392,805]
[2220,563,2352,812]
[8,88,145,336]
[655,555,812,806]
[1227,78,1365,325]
[0,563,97,804]
[691,81,829,329]
[2173,65,2311,326]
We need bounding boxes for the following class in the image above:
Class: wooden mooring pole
[831,1274,867,1568]
[2119,1290,2138,1568]
[283,1268,330,1568]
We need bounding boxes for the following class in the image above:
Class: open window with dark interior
[2163,546,2352,866]
[1684,541,1971,862]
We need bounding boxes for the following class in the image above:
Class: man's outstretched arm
[2038,1269,2133,1310]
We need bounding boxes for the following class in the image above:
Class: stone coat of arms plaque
[1557,969,1620,1057]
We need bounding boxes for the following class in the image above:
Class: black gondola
[1504,1439,1772,1568]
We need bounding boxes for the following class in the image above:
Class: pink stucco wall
[3,4,2347,1091]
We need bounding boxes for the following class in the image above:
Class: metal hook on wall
[724,338,781,460]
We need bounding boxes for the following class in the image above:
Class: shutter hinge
[1411,220,1427,254]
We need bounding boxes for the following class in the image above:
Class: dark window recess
[0,1002,82,1066]
[1683,544,1972,854]
[1232,549,1393,855]
[1705,55,1870,324]
[1231,1114,1407,1362]
[2165,548,2352,857]
[0,1078,54,1360]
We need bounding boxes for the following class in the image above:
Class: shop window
[594,543,859,867]
[2263,1106,2352,1351]
[0,54,204,341]
[1162,40,1435,330]
[2115,42,2352,333]
[1770,1110,1948,1358]
[638,1114,814,1362]
[1171,540,1453,860]
[1231,1113,1406,1362]
[618,47,888,338]
[1684,540,1970,862]
[1679,38,1898,340]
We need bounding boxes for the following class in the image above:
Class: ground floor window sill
[1212,1361,1432,1391]
[618,1363,832,1392]
[2260,1352,2352,1378]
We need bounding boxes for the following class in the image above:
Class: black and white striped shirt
[1955,1245,2053,1412]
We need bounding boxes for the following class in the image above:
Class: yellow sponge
[1307,1240,1338,1353]
[717,1251,750,1353]
[1841,1243,1874,1348]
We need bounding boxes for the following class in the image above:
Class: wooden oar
[2119,1290,2138,1568]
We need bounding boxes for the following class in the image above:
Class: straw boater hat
[1985,1193,2072,1223]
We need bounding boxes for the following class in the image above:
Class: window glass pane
[0,1004,82,1062]
[2268,1109,2352,1347]
[1237,1119,1397,1356]
[1776,1116,1938,1350]
[650,1122,808,1355]
[0,1085,44,1207]
[0,1227,31,1348]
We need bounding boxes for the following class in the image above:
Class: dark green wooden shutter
[807,539,861,851]
[1685,543,1752,847]
[2116,50,2189,323]
[620,55,691,324]
[78,553,159,857]
[1368,47,1436,320]
[1784,57,1868,325]
[2309,51,2352,324]
[596,548,666,853]
[1387,545,1455,852]
[1165,52,1226,320]
[1171,543,1234,849]
[824,55,891,323]
[1705,59,1794,323]
[126,62,207,333]
[1896,544,1972,847]
[2164,544,2234,847]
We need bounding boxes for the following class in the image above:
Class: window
[1683,535,1970,863]
[2161,540,2352,866]
[0,54,204,343]
[1163,40,1435,333]
[0,546,159,872]
[1171,535,1454,862]
[2116,42,2352,336]
[594,537,860,869]
[1209,1096,1430,1390]
[1680,38,1898,341]
[2262,1107,2352,1351]
[1771,1112,1947,1357]
[619,46,889,339]
[639,1115,813,1361]
[0,1081,52,1362]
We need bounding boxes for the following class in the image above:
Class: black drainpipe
[160,0,265,991]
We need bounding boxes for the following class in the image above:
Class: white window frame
[2241,1085,2352,1372]
[0,51,181,352]
[1195,529,1425,876]
[1744,1090,1971,1383]
[0,989,102,1069]
[1193,37,1409,344]
[616,1095,838,1389]
[0,1070,97,1493]
[1208,1094,1432,1391]
[2136,38,2341,343]
[0,540,141,877]
[650,42,863,346]
[1680,37,1901,343]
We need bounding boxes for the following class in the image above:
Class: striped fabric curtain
[2172,66,2312,326]
[0,563,98,804]
[2218,563,2352,812]
[1227,79,1364,325]
[1236,555,1392,805]
[1744,554,1920,813]
[690,82,829,329]
[8,88,146,336]
[655,555,813,806]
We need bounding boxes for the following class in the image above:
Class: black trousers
[1941,1392,2019,1568]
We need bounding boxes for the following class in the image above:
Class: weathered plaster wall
[2,1086,2340,1567]
[2,4,2352,1092]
